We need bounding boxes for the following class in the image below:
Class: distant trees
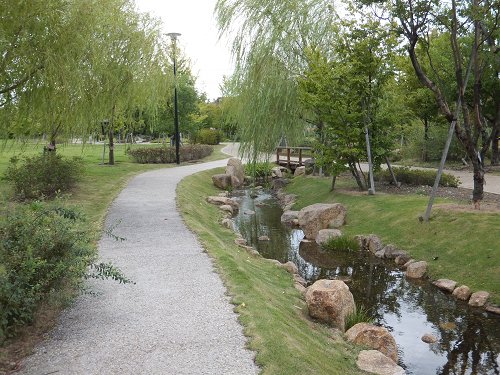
[0,0,173,163]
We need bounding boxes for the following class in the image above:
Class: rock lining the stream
[356,350,405,375]
[346,323,399,363]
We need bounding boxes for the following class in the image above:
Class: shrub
[322,235,360,251]
[191,129,221,145]
[244,161,274,177]
[3,153,85,200]
[374,166,459,187]
[344,304,375,331]
[0,199,133,346]
[128,144,213,164]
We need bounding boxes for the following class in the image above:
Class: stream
[231,188,500,375]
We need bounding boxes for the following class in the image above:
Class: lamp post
[167,32,181,164]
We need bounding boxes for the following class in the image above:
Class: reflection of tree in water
[232,191,500,374]
[437,311,500,375]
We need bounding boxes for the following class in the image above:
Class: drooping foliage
[215,0,339,161]
[0,0,172,149]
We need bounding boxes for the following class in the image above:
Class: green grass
[286,175,500,304]
[177,168,364,375]
[0,141,229,226]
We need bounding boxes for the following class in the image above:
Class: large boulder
[315,229,343,246]
[298,203,347,240]
[212,174,232,190]
[206,196,239,214]
[281,211,299,229]
[406,261,427,279]
[346,323,399,363]
[225,158,245,187]
[304,279,355,331]
[272,178,292,190]
[356,350,405,375]
[271,166,283,178]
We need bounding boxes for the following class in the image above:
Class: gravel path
[18,148,259,375]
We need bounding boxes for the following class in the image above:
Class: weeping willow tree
[215,0,341,162]
[0,0,172,152]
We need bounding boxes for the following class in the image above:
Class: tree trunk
[108,103,116,165]
[492,128,499,165]
[423,117,429,162]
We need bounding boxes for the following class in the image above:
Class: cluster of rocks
[304,278,404,374]
[208,160,499,374]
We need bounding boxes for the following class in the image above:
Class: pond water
[231,188,500,375]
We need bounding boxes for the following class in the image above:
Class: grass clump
[322,235,360,251]
[374,166,459,187]
[244,161,274,177]
[344,305,375,332]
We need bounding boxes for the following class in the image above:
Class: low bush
[244,161,273,177]
[322,235,360,251]
[128,144,213,164]
[191,129,221,145]
[374,166,459,187]
[3,153,85,200]
[0,199,133,346]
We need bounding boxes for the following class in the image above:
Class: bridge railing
[276,147,312,169]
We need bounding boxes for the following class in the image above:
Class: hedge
[128,145,213,164]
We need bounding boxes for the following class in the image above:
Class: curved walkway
[19,146,258,375]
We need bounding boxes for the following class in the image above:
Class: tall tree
[360,0,500,207]
[298,17,398,190]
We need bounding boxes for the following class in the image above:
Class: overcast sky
[135,0,234,101]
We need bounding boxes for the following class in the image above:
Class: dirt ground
[335,172,500,213]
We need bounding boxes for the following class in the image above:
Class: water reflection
[231,189,500,375]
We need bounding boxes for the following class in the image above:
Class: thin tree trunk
[109,102,116,165]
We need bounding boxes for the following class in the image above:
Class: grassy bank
[285,175,500,305]
[177,168,364,375]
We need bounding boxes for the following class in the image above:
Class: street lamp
[167,32,181,164]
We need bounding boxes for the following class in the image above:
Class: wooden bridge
[275,147,312,170]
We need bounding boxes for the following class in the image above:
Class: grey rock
[394,255,411,266]
[298,203,347,240]
[221,218,233,230]
[279,261,298,275]
[315,229,343,246]
[375,249,386,258]
[219,205,233,214]
[281,210,299,229]
[244,210,256,215]
[365,234,384,253]
[422,333,438,343]
[272,178,292,189]
[433,279,457,293]
[294,274,308,287]
[212,174,232,190]
[469,291,489,307]
[271,166,283,178]
[305,279,355,331]
[225,158,245,187]
[381,244,398,257]
[406,261,427,278]
[304,159,315,174]
[294,166,306,177]
[346,323,399,363]
[452,285,472,300]
[258,236,270,241]
[356,350,405,375]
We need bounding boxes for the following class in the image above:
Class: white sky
[135,0,234,101]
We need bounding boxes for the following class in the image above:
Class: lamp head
[167,33,181,40]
